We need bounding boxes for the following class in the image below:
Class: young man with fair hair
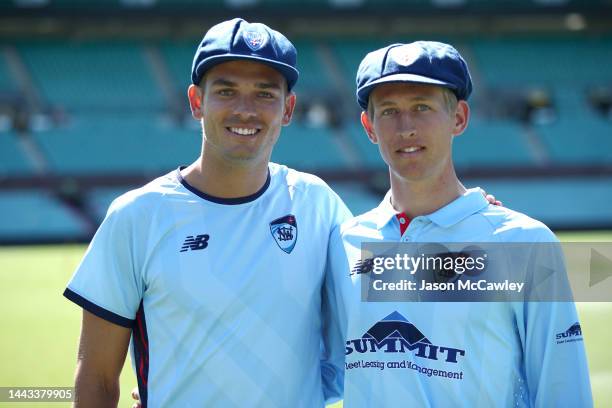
[323,41,593,407]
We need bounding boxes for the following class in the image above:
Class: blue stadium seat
[159,40,194,91]
[272,123,349,171]
[534,117,612,164]
[329,182,381,215]
[466,177,612,228]
[18,41,165,112]
[471,37,612,88]
[87,186,136,223]
[345,122,385,169]
[0,190,87,240]
[455,117,537,168]
[0,52,15,92]
[31,114,200,175]
[0,131,36,176]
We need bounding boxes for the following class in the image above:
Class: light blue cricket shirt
[324,188,593,407]
[65,163,351,407]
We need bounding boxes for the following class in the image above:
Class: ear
[281,92,297,126]
[188,84,204,120]
[452,100,470,137]
[360,111,378,144]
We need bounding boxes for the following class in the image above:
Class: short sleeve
[64,197,145,328]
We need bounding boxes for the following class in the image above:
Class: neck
[390,166,466,218]
[182,152,269,199]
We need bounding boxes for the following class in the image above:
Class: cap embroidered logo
[244,27,267,51]
[389,44,421,67]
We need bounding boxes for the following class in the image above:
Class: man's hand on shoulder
[483,192,502,207]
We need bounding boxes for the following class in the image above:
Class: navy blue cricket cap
[356,41,473,110]
[191,18,299,91]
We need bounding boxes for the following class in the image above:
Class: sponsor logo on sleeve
[556,322,583,344]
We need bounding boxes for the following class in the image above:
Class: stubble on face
[197,60,294,167]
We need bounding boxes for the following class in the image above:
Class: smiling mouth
[397,146,425,154]
[227,127,260,136]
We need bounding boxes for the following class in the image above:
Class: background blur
[0,0,611,407]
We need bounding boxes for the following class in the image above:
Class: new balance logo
[180,234,210,252]
[351,258,374,276]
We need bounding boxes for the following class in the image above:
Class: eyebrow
[376,96,433,106]
[209,78,281,90]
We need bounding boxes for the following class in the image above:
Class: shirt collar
[373,187,489,230]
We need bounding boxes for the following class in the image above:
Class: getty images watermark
[354,242,612,302]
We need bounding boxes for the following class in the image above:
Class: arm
[74,310,132,408]
[521,238,593,407]
[321,225,350,404]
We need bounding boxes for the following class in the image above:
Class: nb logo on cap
[244,26,267,51]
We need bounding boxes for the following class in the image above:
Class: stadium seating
[466,177,612,228]
[86,186,135,222]
[345,122,385,169]
[471,37,612,88]
[0,52,15,92]
[329,182,380,215]
[158,40,194,92]
[0,189,88,241]
[454,117,537,168]
[2,32,612,243]
[17,41,165,112]
[0,131,36,176]
[271,123,350,171]
[30,114,200,175]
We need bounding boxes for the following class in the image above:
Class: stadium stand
[465,177,612,229]
[0,131,36,176]
[30,114,200,175]
[345,122,385,169]
[0,189,88,242]
[454,117,537,168]
[271,123,350,171]
[86,186,135,223]
[1,6,612,243]
[17,41,166,112]
[328,182,380,215]
[0,51,16,92]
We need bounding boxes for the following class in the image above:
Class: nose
[398,112,417,138]
[232,94,257,120]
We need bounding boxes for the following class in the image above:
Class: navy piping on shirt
[176,166,271,205]
[63,288,134,328]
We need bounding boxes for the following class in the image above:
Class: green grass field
[0,231,610,407]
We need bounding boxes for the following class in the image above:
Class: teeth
[401,146,422,153]
[229,127,258,136]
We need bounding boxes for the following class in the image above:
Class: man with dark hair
[65,18,350,407]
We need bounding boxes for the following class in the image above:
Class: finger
[131,388,140,399]
[494,200,503,207]
[485,194,496,204]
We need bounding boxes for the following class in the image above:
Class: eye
[258,91,275,99]
[217,89,234,96]
[415,104,431,112]
[381,108,398,116]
